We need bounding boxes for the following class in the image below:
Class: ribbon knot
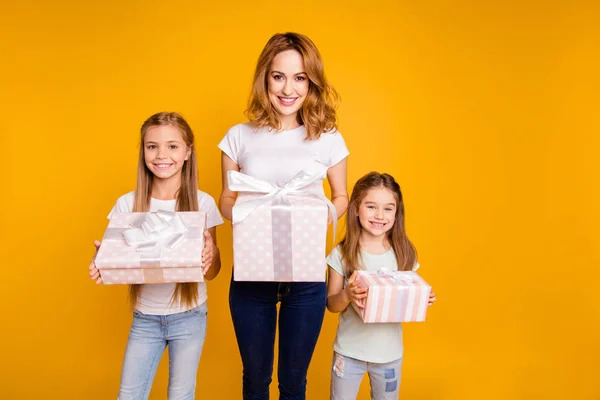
[123,210,187,252]
[228,162,337,240]
[377,267,415,284]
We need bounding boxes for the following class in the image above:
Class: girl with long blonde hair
[326,172,436,400]
[219,32,349,399]
[89,112,224,399]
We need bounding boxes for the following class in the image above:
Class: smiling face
[267,49,309,129]
[143,125,191,183]
[357,186,398,240]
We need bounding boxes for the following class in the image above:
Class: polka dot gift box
[232,192,329,282]
[95,210,206,285]
[227,163,339,283]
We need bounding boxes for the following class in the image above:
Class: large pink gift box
[352,270,431,323]
[95,210,206,285]
[232,193,328,282]
[227,165,337,283]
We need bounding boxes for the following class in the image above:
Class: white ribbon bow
[123,210,187,252]
[227,162,338,241]
[377,267,415,283]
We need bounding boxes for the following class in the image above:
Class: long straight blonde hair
[130,112,199,309]
[340,172,417,277]
[245,32,339,140]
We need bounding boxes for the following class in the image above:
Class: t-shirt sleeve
[199,192,224,229]
[107,192,134,219]
[218,124,241,165]
[328,130,349,167]
[326,246,346,278]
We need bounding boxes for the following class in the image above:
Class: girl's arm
[327,158,349,221]
[219,153,239,221]
[89,240,102,284]
[327,269,367,313]
[202,227,221,280]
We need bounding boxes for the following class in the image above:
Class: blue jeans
[117,302,208,400]
[330,352,403,400]
[229,277,327,400]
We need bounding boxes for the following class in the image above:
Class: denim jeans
[117,302,208,400]
[229,276,327,400]
[330,352,403,400]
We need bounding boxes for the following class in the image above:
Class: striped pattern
[352,271,431,323]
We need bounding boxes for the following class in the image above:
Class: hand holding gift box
[94,210,206,284]
[228,162,337,282]
[352,268,432,323]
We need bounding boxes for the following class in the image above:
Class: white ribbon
[228,163,338,240]
[123,210,187,253]
[377,267,415,284]
[228,163,337,281]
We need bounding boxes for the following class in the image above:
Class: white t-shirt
[218,123,349,192]
[107,190,224,315]
[327,245,420,363]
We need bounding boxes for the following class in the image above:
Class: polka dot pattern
[233,194,328,282]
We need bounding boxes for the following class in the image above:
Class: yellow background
[1,1,599,399]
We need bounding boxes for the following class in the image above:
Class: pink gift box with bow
[95,210,206,285]
[231,193,329,282]
[352,270,431,323]
[227,165,337,283]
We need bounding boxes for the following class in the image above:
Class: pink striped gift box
[95,211,206,285]
[352,270,431,323]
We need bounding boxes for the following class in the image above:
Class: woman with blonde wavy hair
[219,32,350,399]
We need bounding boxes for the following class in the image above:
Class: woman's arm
[219,152,240,221]
[327,158,349,221]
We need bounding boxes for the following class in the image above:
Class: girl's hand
[428,290,437,306]
[344,271,368,308]
[89,240,102,284]
[201,230,215,275]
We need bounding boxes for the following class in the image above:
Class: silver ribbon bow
[123,210,187,252]
[377,267,415,283]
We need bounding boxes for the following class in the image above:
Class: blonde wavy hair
[131,112,199,310]
[245,32,339,140]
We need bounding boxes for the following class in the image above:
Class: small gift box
[352,269,431,323]
[95,210,206,285]
[228,164,336,282]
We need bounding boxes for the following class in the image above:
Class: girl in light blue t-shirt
[326,172,436,400]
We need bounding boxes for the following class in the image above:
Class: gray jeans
[330,352,403,400]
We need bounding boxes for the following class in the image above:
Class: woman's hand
[88,240,102,284]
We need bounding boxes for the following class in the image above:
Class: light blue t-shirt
[327,246,419,363]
